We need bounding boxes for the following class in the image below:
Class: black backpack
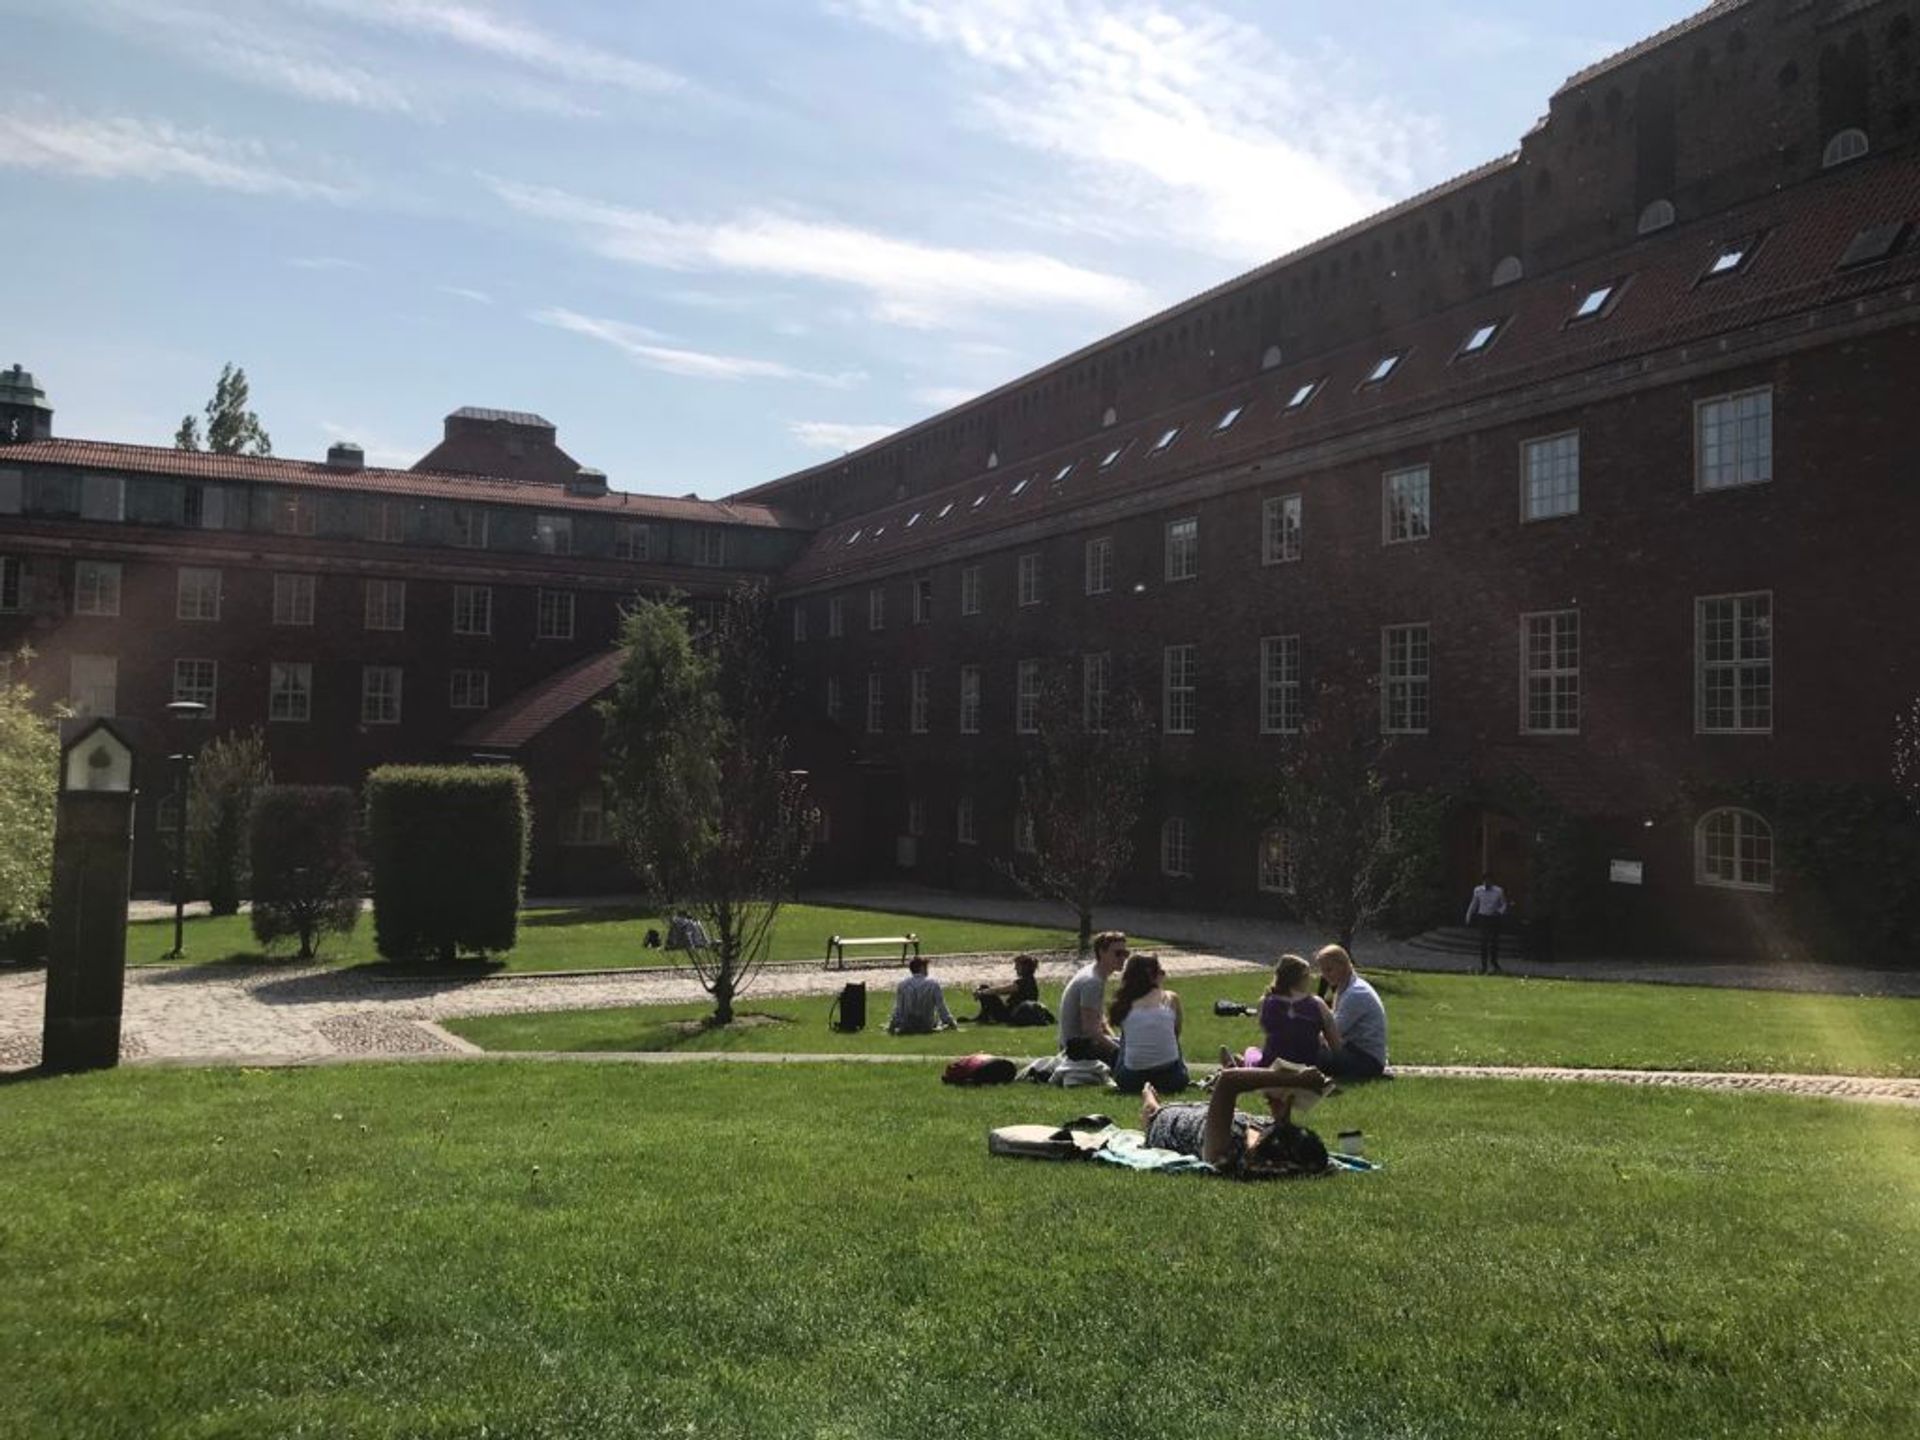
[828,982,866,1032]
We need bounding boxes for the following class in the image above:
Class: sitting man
[1313,943,1388,1080]
[1057,930,1128,1065]
[886,956,958,1035]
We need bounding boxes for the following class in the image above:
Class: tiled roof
[0,439,801,529]
[448,407,554,427]
[454,648,625,750]
[1557,1,1750,94]
[779,151,1920,587]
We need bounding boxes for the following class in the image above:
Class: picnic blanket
[988,1118,1382,1177]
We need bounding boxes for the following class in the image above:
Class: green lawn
[2,1063,1916,1438]
[127,903,1167,974]
[446,968,1920,1077]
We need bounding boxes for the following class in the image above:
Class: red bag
[942,1053,1019,1086]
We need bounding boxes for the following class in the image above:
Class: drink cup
[1337,1129,1366,1157]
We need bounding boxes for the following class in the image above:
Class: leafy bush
[249,786,364,960]
[0,664,58,940]
[187,728,271,916]
[365,766,529,962]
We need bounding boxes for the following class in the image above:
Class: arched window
[1491,255,1524,288]
[1637,199,1676,236]
[1260,344,1284,371]
[1695,808,1774,891]
[1823,128,1869,168]
[1258,829,1296,894]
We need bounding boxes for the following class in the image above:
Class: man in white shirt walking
[1465,873,1509,974]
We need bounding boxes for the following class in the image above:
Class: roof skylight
[971,492,988,508]
[1285,380,1322,411]
[871,525,886,539]
[1572,283,1616,320]
[846,528,863,545]
[906,511,922,527]
[1214,405,1245,432]
[1363,353,1402,385]
[938,502,955,519]
[1099,443,1127,470]
[1150,426,1180,454]
[1837,221,1909,270]
[1459,321,1501,356]
[1010,476,1030,496]
[1053,461,1075,483]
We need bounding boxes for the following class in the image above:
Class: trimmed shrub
[365,766,529,962]
[249,786,364,960]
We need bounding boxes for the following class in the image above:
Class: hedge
[365,766,529,962]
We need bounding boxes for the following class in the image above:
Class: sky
[1,0,1711,499]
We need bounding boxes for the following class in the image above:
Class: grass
[126,903,1167,975]
[445,968,1920,1077]
[1,1062,1916,1438]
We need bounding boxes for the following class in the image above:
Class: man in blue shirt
[1314,944,1388,1079]
[886,956,958,1035]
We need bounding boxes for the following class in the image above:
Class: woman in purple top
[1222,955,1341,1073]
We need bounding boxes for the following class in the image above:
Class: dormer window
[1570,281,1623,322]
[1053,461,1075,483]
[1214,405,1244,432]
[1458,321,1502,357]
[1150,426,1181,454]
[1823,128,1869,169]
[1099,443,1128,470]
[1362,353,1403,386]
[1285,380,1322,411]
[1703,237,1759,281]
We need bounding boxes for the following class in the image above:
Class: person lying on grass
[1109,952,1190,1095]
[886,956,958,1035]
[970,953,1040,1024]
[1140,1062,1336,1177]
[1220,953,1341,1071]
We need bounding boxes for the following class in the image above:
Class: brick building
[3,0,1917,952]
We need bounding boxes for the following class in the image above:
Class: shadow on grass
[133,951,322,979]
[519,907,652,930]
[602,1011,796,1052]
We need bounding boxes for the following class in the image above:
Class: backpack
[942,1053,1019,1086]
[828,982,866,1033]
[1006,1000,1055,1028]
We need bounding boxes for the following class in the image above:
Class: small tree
[1270,679,1406,953]
[1896,694,1920,815]
[250,786,364,960]
[0,657,59,940]
[187,727,272,916]
[175,363,272,455]
[366,766,529,962]
[999,670,1153,954]
[601,587,814,1026]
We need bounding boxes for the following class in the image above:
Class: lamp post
[164,699,207,959]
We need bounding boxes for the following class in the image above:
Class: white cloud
[835,0,1437,264]
[438,285,494,303]
[488,177,1148,329]
[533,307,858,385]
[912,385,980,409]
[0,107,352,201]
[790,420,900,452]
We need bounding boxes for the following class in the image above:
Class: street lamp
[164,699,207,959]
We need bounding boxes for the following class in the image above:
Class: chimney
[326,442,365,471]
[566,466,608,497]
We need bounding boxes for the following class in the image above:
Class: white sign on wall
[1609,859,1644,886]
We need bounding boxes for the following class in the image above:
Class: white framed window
[69,654,117,718]
[177,567,222,622]
[1262,495,1301,565]
[1165,517,1198,581]
[1160,817,1192,877]
[81,473,126,522]
[361,665,402,725]
[868,586,885,632]
[1258,829,1297,894]
[1383,466,1431,544]
[1016,660,1041,734]
[825,675,843,721]
[534,514,573,556]
[1696,592,1772,733]
[1163,644,1196,735]
[537,589,575,640]
[272,490,318,537]
[956,795,977,845]
[865,672,884,733]
[791,604,809,642]
[913,576,933,624]
[1017,552,1042,607]
[1696,808,1774,891]
[173,658,218,718]
[452,584,493,637]
[1381,624,1431,734]
[1521,611,1580,734]
[1695,387,1773,492]
[363,579,406,631]
[1822,128,1869,169]
[1084,536,1113,596]
[1523,432,1580,521]
[364,498,404,543]
[695,528,727,567]
[907,797,926,837]
[450,506,488,549]
[74,560,121,617]
[827,595,845,638]
[615,522,651,561]
[1260,635,1302,734]
[960,565,982,616]
[269,662,312,723]
[450,668,490,710]
[0,555,20,612]
[959,665,981,734]
[1014,810,1036,855]
[909,668,930,733]
[1082,652,1110,732]
[565,790,611,846]
[273,573,315,627]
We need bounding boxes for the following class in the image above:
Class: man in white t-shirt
[1057,930,1128,1063]
[1464,873,1509,974]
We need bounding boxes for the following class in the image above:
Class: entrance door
[1478,811,1532,913]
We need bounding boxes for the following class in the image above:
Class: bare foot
[1140,1081,1163,1125]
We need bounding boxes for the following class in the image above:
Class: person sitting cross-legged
[970,953,1041,1024]
[886,956,958,1035]
[1140,1062,1336,1176]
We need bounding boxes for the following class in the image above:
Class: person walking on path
[1314,944,1388,1079]
[1058,930,1129,1064]
[1465,873,1510,974]
[886,956,958,1035]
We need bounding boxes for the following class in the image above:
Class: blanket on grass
[988,1120,1381,1177]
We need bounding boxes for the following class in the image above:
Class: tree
[1897,693,1920,815]
[250,786,364,960]
[0,656,59,940]
[999,669,1153,954]
[601,587,814,1026]
[1269,679,1408,953]
[175,363,272,455]
[187,728,272,916]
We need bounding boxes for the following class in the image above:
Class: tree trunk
[1077,908,1093,955]
[713,976,735,1026]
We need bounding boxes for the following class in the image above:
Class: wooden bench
[824,933,921,970]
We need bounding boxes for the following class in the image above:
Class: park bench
[824,933,921,970]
